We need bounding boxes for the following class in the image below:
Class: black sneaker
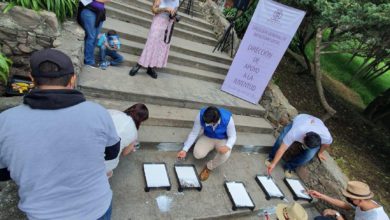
[129,64,141,76]
[146,67,158,79]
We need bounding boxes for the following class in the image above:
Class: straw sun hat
[342,181,374,200]
[276,202,308,220]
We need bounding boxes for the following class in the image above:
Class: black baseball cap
[30,49,74,78]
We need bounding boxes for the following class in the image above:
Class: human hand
[323,209,338,217]
[166,7,175,16]
[267,162,275,176]
[122,142,136,156]
[216,146,230,154]
[177,150,187,160]
[317,152,327,161]
[307,190,324,199]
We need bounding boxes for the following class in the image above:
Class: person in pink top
[129,0,179,79]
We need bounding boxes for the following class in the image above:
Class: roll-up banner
[221,0,305,104]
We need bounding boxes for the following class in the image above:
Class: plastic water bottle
[257,207,276,220]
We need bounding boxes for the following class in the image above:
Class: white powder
[175,166,200,188]
[156,195,173,213]
[144,164,170,187]
[257,176,284,197]
[226,182,254,207]
[286,179,311,199]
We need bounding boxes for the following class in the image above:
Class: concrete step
[116,52,225,83]
[105,4,215,39]
[90,97,274,134]
[103,18,232,66]
[117,38,229,74]
[79,65,265,116]
[105,6,218,46]
[137,126,275,148]
[110,0,211,30]
[109,149,314,220]
[118,0,205,19]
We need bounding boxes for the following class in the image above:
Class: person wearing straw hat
[308,181,389,220]
[275,202,308,220]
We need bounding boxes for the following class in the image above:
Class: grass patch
[305,42,390,105]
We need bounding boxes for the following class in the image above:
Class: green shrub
[0,53,12,85]
[2,0,78,22]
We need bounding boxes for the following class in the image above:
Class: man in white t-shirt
[309,181,389,220]
[266,114,332,177]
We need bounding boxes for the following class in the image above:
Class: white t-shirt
[105,109,138,173]
[283,114,333,147]
[355,203,389,220]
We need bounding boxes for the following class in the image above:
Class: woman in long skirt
[129,0,179,79]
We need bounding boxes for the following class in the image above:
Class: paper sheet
[286,179,311,199]
[257,176,284,197]
[144,164,170,187]
[175,166,200,188]
[226,182,254,207]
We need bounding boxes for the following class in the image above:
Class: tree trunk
[364,88,390,122]
[314,28,337,121]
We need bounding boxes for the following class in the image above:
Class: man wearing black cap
[0,49,120,220]
[265,114,333,178]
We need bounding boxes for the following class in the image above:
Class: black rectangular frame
[283,178,313,202]
[173,164,202,192]
[255,175,285,200]
[142,162,171,192]
[224,181,255,211]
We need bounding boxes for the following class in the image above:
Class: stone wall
[198,0,240,56]
[261,82,352,218]
[0,3,84,80]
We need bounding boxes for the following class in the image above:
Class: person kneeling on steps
[177,106,237,181]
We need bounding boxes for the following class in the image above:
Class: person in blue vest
[177,106,237,181]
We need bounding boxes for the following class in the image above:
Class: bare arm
[308,190,353,210]
[267,143,288,174]
[318,144,330,161]
[96,0,111,3]
[151,0,175,15]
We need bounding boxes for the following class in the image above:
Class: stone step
[90,97,274,134]
[117,38,229,74]
[105,6,217,46]
[110,149,314,220]
[111,0,211,30]
[137,126,275,148]
[118,0,205,19]
[117,52,225,83]
[105,4,215,39]
[79,65,265,116]
[103,18,232,66]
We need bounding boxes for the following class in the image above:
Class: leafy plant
[2,0,78,22]
[0,53,12,85]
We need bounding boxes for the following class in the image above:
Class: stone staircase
[78,0,318,219]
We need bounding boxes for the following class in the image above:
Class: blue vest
[200,107,232,139]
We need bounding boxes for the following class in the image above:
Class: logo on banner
[268,9,283,24]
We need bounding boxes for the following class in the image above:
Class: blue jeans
[99,46,124,66]
[97,202,112,220]
[269,123,320,171]
[80,9,103,65]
